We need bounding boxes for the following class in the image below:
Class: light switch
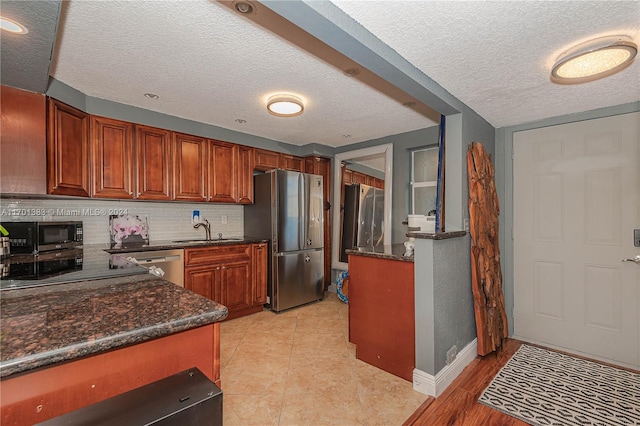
[634,229,640,247]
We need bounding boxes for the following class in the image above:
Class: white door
[513,112,639,369]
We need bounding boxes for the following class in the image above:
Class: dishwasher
[122,249,184,287]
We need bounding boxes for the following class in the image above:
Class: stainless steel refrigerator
[341,183,385,262]
[244,170,324,312]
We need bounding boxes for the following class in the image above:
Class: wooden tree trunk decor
[467,142,508,356]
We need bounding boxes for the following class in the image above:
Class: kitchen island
[0,254,228,425]
[346,243,415,381]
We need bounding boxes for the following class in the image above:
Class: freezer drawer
[272,250,323,312]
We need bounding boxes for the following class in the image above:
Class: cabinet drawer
[184,244,251,266]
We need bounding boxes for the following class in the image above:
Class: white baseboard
[413,338,478,397]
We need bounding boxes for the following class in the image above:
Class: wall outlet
[446,345,458,365]
[463,218,469,231]
[221,214,228,225]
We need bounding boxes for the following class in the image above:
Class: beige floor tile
[295,316,344,334]
[223,394,284,426]
[220,294,423,425]
[234,335,294,358]
[220,315,256,335]
[295,301,341,319]
[222,354,291,395]
[220,332,244,370]
[285,355,357,396]
[354,359,414,395]
[280,391,366,426]
[291,332,350,359]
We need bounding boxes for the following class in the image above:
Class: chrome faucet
[194,219,211,241]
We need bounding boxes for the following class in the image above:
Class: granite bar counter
[345,243,413,262]
[0,274,228,378]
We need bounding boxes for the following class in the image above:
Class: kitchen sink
[172,238,242,244]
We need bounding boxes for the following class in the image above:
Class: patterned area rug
[478,344,640,425]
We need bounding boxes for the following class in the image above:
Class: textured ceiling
[49,0,434,148]
[0,0,61,93]
[3,1,639,148]
[331,0,640,128]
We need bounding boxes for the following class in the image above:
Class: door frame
[495,102,640,337]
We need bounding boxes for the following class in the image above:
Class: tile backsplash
[0,199,243,244]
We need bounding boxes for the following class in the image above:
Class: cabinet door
[342,168,353,186]
[136,124,171,200]
[208,140,237,203]
[184,267,218,300]
[1,86,46,194]
[47,99,90,197]
[237,145,254,204]
[220,260,252,312]
[280,154,304,172]
[172,132,207,202]
[91,116,134,198]
[254,148,279,171]
[252,243,268,304]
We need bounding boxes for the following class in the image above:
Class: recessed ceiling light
[343,68,360,77]
[551,35,637,84]
[234,1,254,14]
[342,134,351,138]
[266,94,304,117]
[0,16,28,34]
[144,93,159,99]
[235,119,247,124]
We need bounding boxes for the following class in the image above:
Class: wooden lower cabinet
[0,324,220,426]
[348,254,415,381]
[252,243,268,304]
[184,244,266,320]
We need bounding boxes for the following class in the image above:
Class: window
[411,147,439,215]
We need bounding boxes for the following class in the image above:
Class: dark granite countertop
[345,243,413,262]
[406,230,467,240]
[104,237,269,253]
[0,274,228,378]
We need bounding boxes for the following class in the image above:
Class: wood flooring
[404,338,528,426]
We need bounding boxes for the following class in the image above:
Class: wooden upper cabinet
[91,116,134,199]
[47,98,90,197]
[342,168,353,186]
[208,140,238,203]
[254,148,279,171]
[172,132,207,202]
[237,145,254,204]
[135,125,171,200]
[280,154,304,172]
[1,86,47,194]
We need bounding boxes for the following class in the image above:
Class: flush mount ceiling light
[0,16,28,34]
[266,95,304,117]
[144,93,159,99]
[551,35,637,84]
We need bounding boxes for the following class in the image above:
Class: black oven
[0,221,83,254]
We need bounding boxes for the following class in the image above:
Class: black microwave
[1,221,83,254]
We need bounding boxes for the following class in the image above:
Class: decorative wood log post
[467,142,508,356]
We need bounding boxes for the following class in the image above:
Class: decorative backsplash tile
[0,199,243,244]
